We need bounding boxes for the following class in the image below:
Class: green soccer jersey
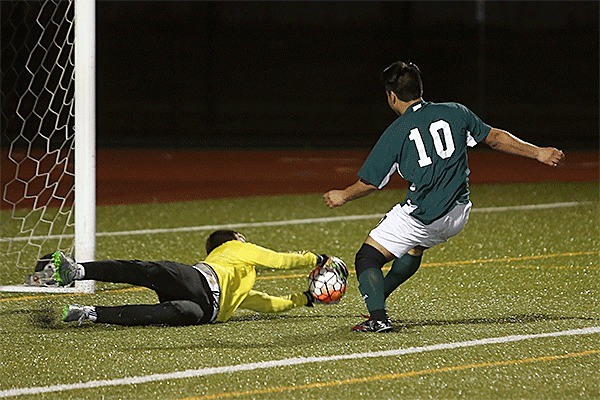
[358,100,491,224]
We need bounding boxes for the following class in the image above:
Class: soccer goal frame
[0,0,96,293]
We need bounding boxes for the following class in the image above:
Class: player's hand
[323,190,346,208]
[536,147,565,167]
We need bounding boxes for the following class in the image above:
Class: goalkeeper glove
[326,256,349,280]
[303,291,314,307]
[315,254,329,267]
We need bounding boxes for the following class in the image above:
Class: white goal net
[0,0,95,293]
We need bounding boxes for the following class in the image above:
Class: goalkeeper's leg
[80,260,204,300]
[93,300,206,326]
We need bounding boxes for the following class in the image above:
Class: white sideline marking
[0,201,594,242]
[1,326,598,398]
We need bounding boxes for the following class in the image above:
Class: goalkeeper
[52,230,342,326]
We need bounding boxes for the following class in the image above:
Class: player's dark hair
[380,61,423,101]
[205,230,240,255]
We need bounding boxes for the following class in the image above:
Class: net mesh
[1,0,76,282]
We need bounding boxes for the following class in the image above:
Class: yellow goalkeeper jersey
[203,240,318,322]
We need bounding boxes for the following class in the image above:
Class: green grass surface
[1,182,599,399]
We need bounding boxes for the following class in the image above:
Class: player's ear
[386,90,396,105]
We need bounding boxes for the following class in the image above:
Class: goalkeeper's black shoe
[351,316,393,333]
[52,251,81,286]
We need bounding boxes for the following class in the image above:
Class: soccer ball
[308,256,348,304]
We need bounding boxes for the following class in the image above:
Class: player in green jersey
[323,61,565,333]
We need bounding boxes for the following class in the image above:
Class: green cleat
[52,251,79,286]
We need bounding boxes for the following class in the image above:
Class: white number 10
[408,120,455,167]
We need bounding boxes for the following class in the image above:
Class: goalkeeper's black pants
[82,260,214,326]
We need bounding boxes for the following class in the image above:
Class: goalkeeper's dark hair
[205,230,240,255]
[380,61,423,101]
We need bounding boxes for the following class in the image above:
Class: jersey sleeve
[238,290,308,313]
[357,126,400,189]
[458,103,492,144]
[237,242,317,270]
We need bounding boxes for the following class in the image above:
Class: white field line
[0,201,594,243]
[1,326,598,398]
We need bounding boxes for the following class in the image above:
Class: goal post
[0,0,96,293]
[74,0,96,266]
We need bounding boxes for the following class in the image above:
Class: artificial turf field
[0,181,598,399]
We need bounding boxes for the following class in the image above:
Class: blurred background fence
[2,1,598,150]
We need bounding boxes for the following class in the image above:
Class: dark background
[3,1,599,150]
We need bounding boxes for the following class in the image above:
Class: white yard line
[1,201,594,243]
[1,326,598,398]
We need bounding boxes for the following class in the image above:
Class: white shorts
[369,201,472,258]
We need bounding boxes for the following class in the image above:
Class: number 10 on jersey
[409,120,456,167]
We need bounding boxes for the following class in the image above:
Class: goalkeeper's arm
[238,290,312,313]
[236,242,324,270]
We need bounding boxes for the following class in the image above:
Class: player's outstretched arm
[484,128,565,167]
[324,179,377,208]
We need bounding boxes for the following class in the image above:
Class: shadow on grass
[14,307,599,350]
[392,313,599,331]
[226,312,599,326]
[118,312,599,352]
[27,306,62,329]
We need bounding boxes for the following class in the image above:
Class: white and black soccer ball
[308,256,348,304]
